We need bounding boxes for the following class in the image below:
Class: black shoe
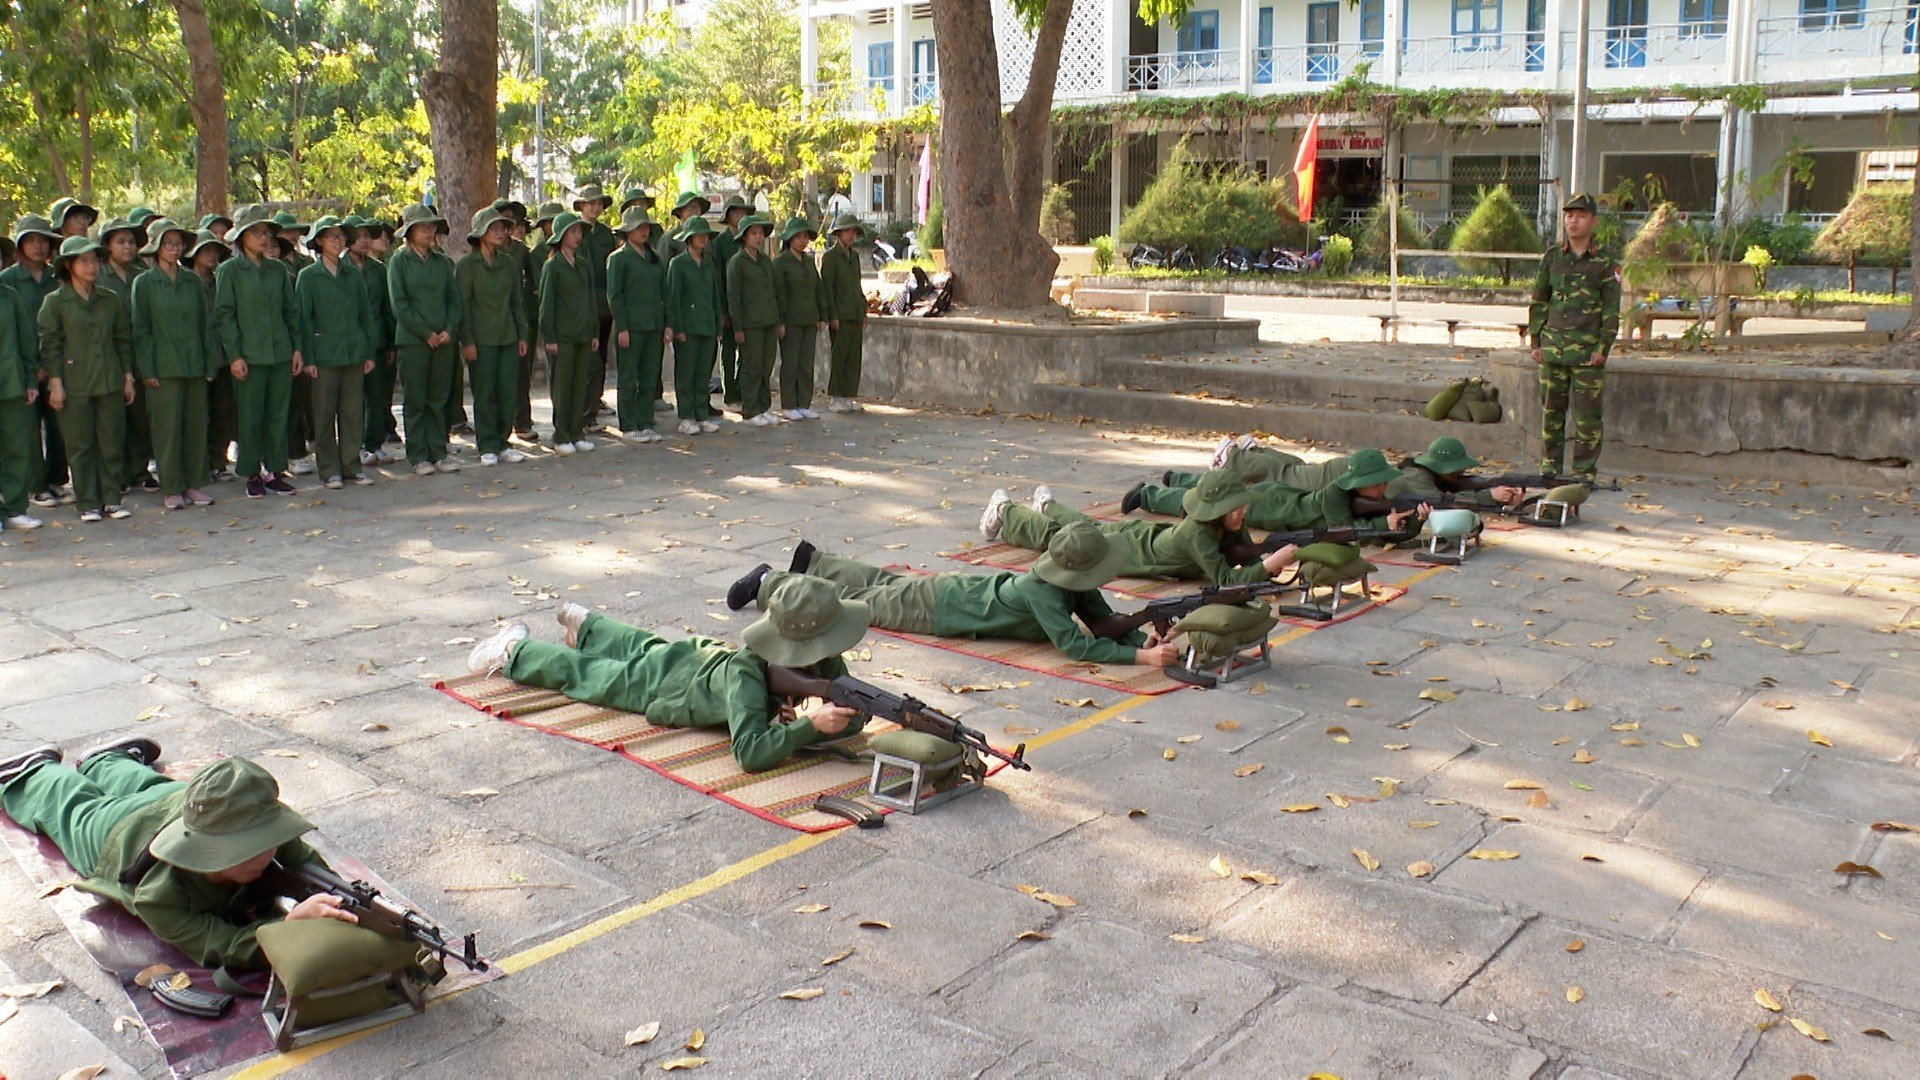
[245,477,266,499]
[0,744,61,785]
[727,563,772,611]
[78,735,162,770]
[1161,470,1174,487]
[1121,482,1145,515]
[789,540,817,574]
[139,473,160,491]
[265,475,296,495]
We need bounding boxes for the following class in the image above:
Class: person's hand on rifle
[1490,484,1525,507]
[1386,503,1430,531]
[1135,626,1181,667]
[288,894,359,924]
[801,699,861,736]
[1260,542,1298,577]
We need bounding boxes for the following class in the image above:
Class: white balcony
[1254,42,1377,86]
[1562,19,1733,88]
[1756,3,1919,83]
[1125,50,1241,93]
[1398,32,1550,89]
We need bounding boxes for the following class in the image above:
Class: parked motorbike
[1127,243,1198,271]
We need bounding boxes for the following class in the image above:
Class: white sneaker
[746,413,772,427]
[557,602,592,647]
[827,397,850,413]
[1030,484,1054,513]
[1210,435,1237,470]
[783,409,807,421]
[501,448,528,463]
[842,398,864,413]
[437,459,462,473]
[980,489,1012,539]
[375,448,396,464]
[633,428,661,443]
[653,398,672,412]
[699,420,721,433]
[573,439,596,452]
[1236,433,1259,453]
[467,621,529,676]
[4,514,42,530]
[678,420,701,436]
[289,456,315,476]
[555,441,576,456]
[481,453,499,466]
[413,461,437,476]
[800,408,821,420]
[359,449,376,466]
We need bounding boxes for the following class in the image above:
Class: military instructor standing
[1527,194,1619,483]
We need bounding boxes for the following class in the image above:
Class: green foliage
[1355,201,1428,267]
[1622,202,1704,288]
[1319,234,1354,276]
[1739,214,1818,264]
[1091,234,1115,274]
[920,191,943,250]
[1813,184,1914,268]
[1040,183,1076,245]
[1740,245,1775,289]
[1117,145,1284,254]
[1448,185,1539,283]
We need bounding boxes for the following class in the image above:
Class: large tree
[420,0,496,254]
[170,0,228,214]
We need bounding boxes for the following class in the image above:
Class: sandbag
[1467,400,1503,423]
[257,919,425,998]
[1423,379,1468,421]
[1173,603,1278,665]
[1298,555,1378,588]
[869,730,970,788]
[1295,541,1361,569]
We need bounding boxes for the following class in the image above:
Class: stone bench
[1375,314,1528,346]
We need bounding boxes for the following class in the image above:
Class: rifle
[1477,472,1622,492]
[766,668,1031,771]
[1223,523,1400,564]
[1349,491,1535,519]
[261,861,490,975]
[1087,579,1330,639]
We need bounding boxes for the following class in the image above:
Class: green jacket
[131,265,218,381]
[38,283,132,395]
[664,250,724,338]
[1244,479,1404,534]
[0,265,59,355]
[1103,517,1265,585]
[713,231,739,323]
[386,245,462,347]
[725,249,779,330]
[214,254,297,365]
[772,249,826,326]
[296,259,374,368]
[73,788,324,970]
[508,239,537,325]
[349,254,394,352]
[96,263,138,318]
[606,242,667,335]
[1528,241,1621,358]
[932,571,1144,665]
[581,220,616,318]
[1390,462,1501,509]
[537,249,599,345]
[455,248,530,348]
[819,244,865,322]
[0,283,35,400]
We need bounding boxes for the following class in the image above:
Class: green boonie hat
[398,203,449,238]
[1032,520,1130,591]
[1181,469,1255,522]
[672,191,711,216]
[614,206,656,238]
[306,214,350,249]
[491,197,528,221]
[1414,435,1478,475]
[149,758,316,874]
[271,210,309,236]
[230,203,278,240]
[534,200,565,228]
[466,206,507,242]
[549,211,586,246]
[676,215,717,240]
[619,187,653,211]
[1336,448,1400,490]
[49,197,97,227]
[742,575,870,668]
[186,229,230,262]
[97,216,140,242]
[1563,194,1598,214]
[572,184,613,210]
[126,205,159,227]
[719,195,751,219]
[197,212,233,232]
[732,213,774,241]
[778,216,819,246]
[138,218,193,257]
[827,213,866,238]
[12,214,61,248]
[53,235,103,271]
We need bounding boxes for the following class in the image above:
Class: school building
[800,0,1919,238]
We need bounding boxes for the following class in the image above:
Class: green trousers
[1169,449,1343,492]
[506,612,688,715]
[56,392,127,512]
[362,356,399,453]
[1000,502,1090,552]
[779,324,818,411]
[207,368,236,472]
[827,321,863,398]
[673,336,717,422]
[736,327,778,418]
[470,346,520,454]
[33,394,67,492]
[718,329,739,404]
[582,316,613,430]
[123,383,154,484]
[513,348,535,434]
[615,332,664,432]
[448,352,468,429]
[286,369,313,461]
[148,377,209,496]
[0,395,36,517]
[760,552,936,634]
[311,365,365,481]
[1538,358,1605,478]
[234,356,292,479]
[398,343,456,465]
[1,754,178,878]
[547,342,595,445]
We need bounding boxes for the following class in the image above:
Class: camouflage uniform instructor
[1528,194,1619,482]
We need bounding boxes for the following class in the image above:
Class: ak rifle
[1223,523,1400,565]
[767,668,1031,771]
[261,861,490,974]
[1472,472,1622,492]
[1086,579,1331,638]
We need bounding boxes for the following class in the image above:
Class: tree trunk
[27,90,73,195]
[931,0,1062,311]
[172,0,230,217]
[420,0,499,257]
[1846,255,1855,293]
[77,84,93,199]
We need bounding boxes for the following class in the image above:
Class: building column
[1110,122,1127,238]
[1383,0,1403,83]
[1543,0,1567,89]
[1239,0,1256,92]
[1110,0,1132,95]
[800,1,818,101]
[891,1,910,117]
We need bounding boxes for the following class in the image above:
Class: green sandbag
[1298,556,1378,588]
[257,918,424,997]
[1482,383,1499,405]
[1544,483,1590,506]
[870,729,970,788]
[1446,398,1477,422]
[1173,602,1279,665]
[1423,379,1468,421]
[1294,541,1361,568]
[1467,400,1502,423]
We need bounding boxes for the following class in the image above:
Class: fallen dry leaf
[1528,791,1552,809]
[1418,688,1457,703]
[1467,850,1520,861]
[0,980,62,999]
[1325,725,1351,743]
[1126,807,1149,819]
[1408,820,1439,830]
[1563,696,1591,712]
[1176,734,1204,745]
[779,988,825,1001]
[1807,729,1833,747]
[1346,697,1369,708]
[1352,849,1380,872]
[1834,861,1884,879]
[1168,933,1206,944]
[1566,940,1585,953]
[1162,748,1178,761]
[624,1021,661,1046]
[1610,721,1640,731]
[1862,1027,1892,1040]
[1503,779,1545,791]
[1787,1017,1830,1042]
[1382,742,1410,751]
[1002,724,1041,736]
[1015,930,1049,942]
[1215,720,1240,732]
[1326,793,1352,809]
[1240,870,1278,886]
[1233,763,1265,778]
[457,787,500,798]
[1683,732,1702,749]
[1566,986,1585,1004]
[56,1068,106,1080]
[1571,748,1596,765]
[1052,697,1096,709]
[1407,860,1434,878]
[132,965,173,989]
[659,1058,707,1072]
[792,903,830,914]
[685,1029,706,1051]
[1280,804,1319,813]
[1872,821,1917,832]
[1754,988,1782,1012]
[857,919,893,929]
[820,948,855,966]
[1208,854,1232,878]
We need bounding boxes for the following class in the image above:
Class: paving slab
[1734,981,1920,1080]
[1196,985,1546,1079]
[356,719,607,800]
[1434,823,1707,938]
[304,786,507,875]
[391,840,632,958]
[0,1001,140,1078]
[1423,747,1662,836]
[1050,726,1296,829]
[1402,643,1585,697]
[1217,784,1487,873]
[0,618,71,664]
[1628,784,1873,878]
[254,746,380,810]
[0,649,147,707]
[984,814,1270,932]
[1776,754,1920,824]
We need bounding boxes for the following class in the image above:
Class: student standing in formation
[213,206,301,500]
[271,212,317,477]
[95,217,157,493]
[771,217,826,421]
[4,216,66,507]
[711,196,751,410]
[187,230,233,482]
[455,206,531,467]
[197,212,233,242]
[605,205,667,443]
[0,244,43,531]
[659,191,709,265]
[130,219,218,510]
[664,216,724,437]
[520,201,564,445]
[387,204,463,477]
[618,187,670,414]
[725,214,781,427]
[819,214,867,413]
[296,216,375,490]
[537,211,600,456]
[348,215,398,467]
[572,184,617,433]
[50,197,97,238]
[39,237,134,523]
[493,199,540,443]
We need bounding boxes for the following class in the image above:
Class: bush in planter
[1040,183,1076,245]
[1813,183,1912,293]
[1622,202,1701,290]
[1118,145,1285,259]
[1319,234,1354,276]
[1741,245,1775,289]
[1091,235,1115,274]
[1355,201,1428,268]
[1449,185,1540,285]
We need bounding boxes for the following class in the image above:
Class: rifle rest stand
[1529,498,1578,528]
[867,750,982,814]
[1415,515,1484,566]
[1297,571,1372,615]
[1165,636,1272,690]
[260,967,427,1052]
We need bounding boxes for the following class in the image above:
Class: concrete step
[1073,353,1483,416]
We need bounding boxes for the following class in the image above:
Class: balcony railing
[1255,41,1373,84]
[1563,20,1731,73]
[1757,3,1918,65]
[907,71,938,106]
[1126,49,1240,92]
[1400,32,1543,77]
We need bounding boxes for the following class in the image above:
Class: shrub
[919,193,942,250]
[1449,185,1540,284]
[1355,200,1428,267]
[1091,234,1115,274]
[1040,183,1076,245]
[1319,234,1354,276]
[1621,202,1702,289]
[1813,183,1912,292]
[1740,245,1775,289]
[1118,144,1285,255]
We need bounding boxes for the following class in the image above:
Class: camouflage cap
[1563,194,1598,214]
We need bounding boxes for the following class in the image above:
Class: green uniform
[1528,241,1620,479]
[296,259,374,480]
[580,219,617,428]
[131,265,218,496]
[98,264,152,487]
[1166,447,1349,492]
[507,238,539,432]
[537,249,598,444]
[1001,503,1266,585]
[198,267,235,477]
[455,248,530,455]
[664,250,723,422]
[1148,457,1472,522]
[39,283,132,512]
[0,754,322,969]
[1389,461,1503,508]
[387,245,463,466]
[713,229,741,404]
[214,253,298,479]
[505,613,865,773]
[819,244,865,399]
[766,552,1145,665]
[279,257,316,463]
[772,249,826,411]
[3,264,65,492]
[725,248,779,418]
[606,242,666,432]
[351,253,398,454]
[0,283,36,516]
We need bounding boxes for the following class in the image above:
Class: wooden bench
[1374,315,1529,346]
